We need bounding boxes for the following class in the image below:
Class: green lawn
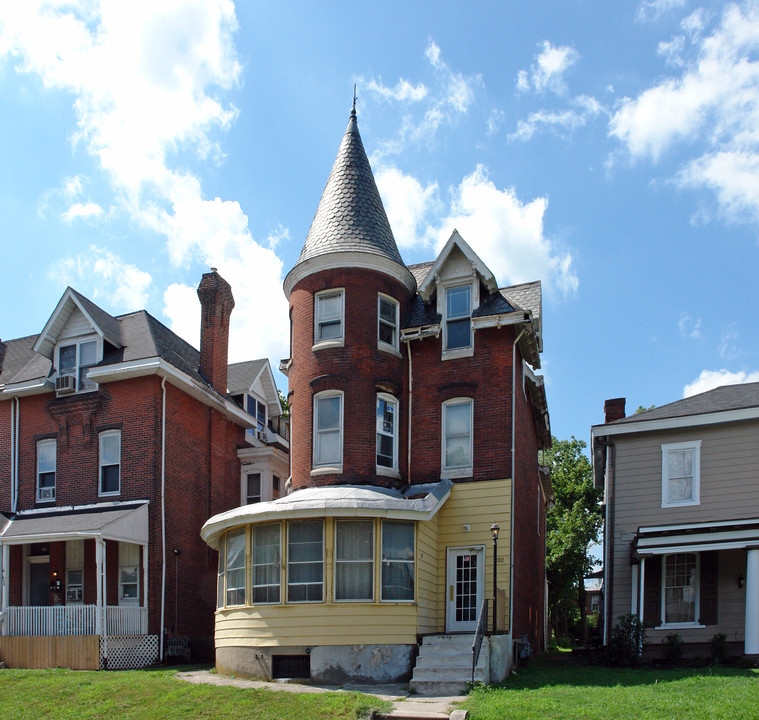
[0,667,390,720]
[463,654,759,720]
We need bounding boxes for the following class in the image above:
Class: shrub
[609,613,646,666]
[709,632,729,665]
[662,633,683,664]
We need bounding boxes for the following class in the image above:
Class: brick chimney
[197,269,235,395]
[604,397,626,424]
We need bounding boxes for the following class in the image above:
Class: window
[66,569,84,604]
[225,528,246,607]
[99,430,121,495]
[662,441,701,507]
[217,534,226,609]
[314,290,344,344]
[377,295,399,351]
[58,338,98,392]
[335,520,374,601]
[381,520,415,601]
[376,394,398,471]
[442,398,473,474]
[272,476,281,499]
[313,392,342,468]
[119,543,140,605]
[663,553,698,624]
[287,520,323,602]
[444,285,472,350]
[37,439,56,502]
[246,396,267,438]
[245,473,261,504]
[251,523,281,603]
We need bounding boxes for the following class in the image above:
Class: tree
[543,436,603,644]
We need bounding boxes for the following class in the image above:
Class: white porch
[4,604,148,637]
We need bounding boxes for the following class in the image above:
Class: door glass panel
[455,553,478,622]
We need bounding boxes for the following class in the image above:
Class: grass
[462,654,759,720]
[0,666,391,720]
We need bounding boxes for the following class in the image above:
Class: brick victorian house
[202,106,551,691]
[0,271,287,669]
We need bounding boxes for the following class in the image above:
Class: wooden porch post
[142,544,149,634]
[95,540,104,635]
[1,543,8,636]
[746,546,759,655]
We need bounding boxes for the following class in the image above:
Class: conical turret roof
[296,109,404,266]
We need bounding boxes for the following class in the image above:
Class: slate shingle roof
[227,359,267,395]
[609,382,759,425]
[0,335,38,385]
[296,111,405,268]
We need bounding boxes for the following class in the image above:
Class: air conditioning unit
[55,375,76,394]
[39,487,55,501]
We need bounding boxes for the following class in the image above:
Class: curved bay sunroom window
[381,521,415,601]
[225,528,246,607]
[252,523,281,603]
[287,520,324,602]
[335,520,374,601]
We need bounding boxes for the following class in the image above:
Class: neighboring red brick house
[203,106,551,692]
[0,271,287,668]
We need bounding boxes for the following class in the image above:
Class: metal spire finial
[351,83,357,117]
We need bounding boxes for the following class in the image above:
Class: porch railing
[4,605,147,637]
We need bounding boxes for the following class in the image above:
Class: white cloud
[508,95,604,142]
[611,1,759,222]
[486,109,505,137]
[51,245,152,310]
[637,0,687,23]
[62,202,104,222]
[365,77,428,103]
[678,313,702,339]
[516,41,579,96]
[658,35,686,66]
[1,1,290,366]
[428,165,578,298]
[683,368,759,396]
[719,325,741,360]
[375,167,439,249]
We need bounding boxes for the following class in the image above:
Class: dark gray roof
[227,359,267,395]
[403,296,441,329]
[611,382,759,425]
[70,287,123,346]
[473,291,518,318]
[295,111,405,267]
[0,335,38,385]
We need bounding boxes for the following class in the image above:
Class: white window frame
[441,398,474,478]
[245,394,267,440]
[442,282,474,358]
[377,294,400,354]
[380,520,415,602]
[98,430,121,497]
[660,552,701,628]
[251,522,282,605]
[36,438,56,503]
[313,289,345,348]
[376,393,399,475]
[118,543,140,606]
[66,568,84,604]
[334,519,375,602]
[661,440,701,508]
[56,335,100,393]
[312,391,343,473]
[287,520,324,603]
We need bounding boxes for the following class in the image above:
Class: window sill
[377,466,401,479]
[312,339,344,351]
[99,491,121,498]
[441,467,473,480]
[661,500,700,508]
[654,623,704,630]
[36,497,55,504]
[378,343,402,358]
[311,465,343,476]
[442,346,474,361]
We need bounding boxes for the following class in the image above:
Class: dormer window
[378,295,399,352]
[444,285,472,351]
[246,395,267,440]
[58,337,98,392]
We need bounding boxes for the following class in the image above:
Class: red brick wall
[288,268,411,490]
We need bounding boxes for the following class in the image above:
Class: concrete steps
[409,634,487,696]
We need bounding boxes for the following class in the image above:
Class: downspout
[11,397,20,513]
[159,378,167,661]
[602,440,616,646]
[406,339,413,485]
[509,328,526,641]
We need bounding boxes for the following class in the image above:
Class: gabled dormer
[33,288,123,395]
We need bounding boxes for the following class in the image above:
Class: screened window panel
[251,523,280,604]
[335,521,374,601]
[288,521,323,602]
[225,529,246,606]
[381,521,415,600]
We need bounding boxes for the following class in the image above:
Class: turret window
[314,289,344,345]
[377,295,399,351]
[313,392,343,469]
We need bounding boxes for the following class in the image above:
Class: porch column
[1,543,8,636]
[746,546,759,655]
[95,540,104,635]
[630,563,639,615]
[639,557,646,625]
[142,544,149,634]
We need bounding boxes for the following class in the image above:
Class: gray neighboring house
[591,384,759,657]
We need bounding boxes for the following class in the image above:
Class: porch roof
[0,502,148,546]
[634,516,759,556]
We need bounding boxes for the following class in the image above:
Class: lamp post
[491,523,500,635]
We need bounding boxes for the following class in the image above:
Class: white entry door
[446,546,485,633]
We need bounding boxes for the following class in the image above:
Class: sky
[2,0,759,446]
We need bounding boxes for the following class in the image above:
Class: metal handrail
[471,597,489,684]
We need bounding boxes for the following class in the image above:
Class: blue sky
[2,0,759,444]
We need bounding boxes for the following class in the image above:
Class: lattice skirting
[100,635,159,670]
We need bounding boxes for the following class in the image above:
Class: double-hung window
[663,553,698,625]
[245,473,261,504]
[119,543,140,605]
[314,290,344,345]
[313,392,343,468]
[251,523,281,604]
[661,441,700,507]
[378,295,399,351]
[335,520,374,601]
[444,285,472,351]
[376,394,398,471]
[58,338,98,392]
[381,520,415,601]
[287,520,323,602]
[442,398,473,475]
[225,528,246,607]
[37,439,56,502]
[99,430,121,496]
[246,395,267,438]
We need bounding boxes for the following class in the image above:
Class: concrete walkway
[176,669,468,719]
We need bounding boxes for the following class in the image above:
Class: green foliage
[278,389,290,418]
[543,436,603,641]
[635,405,656,414]
[609,613,647,666]
[710,632,729,665]
[662,633,684,664]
